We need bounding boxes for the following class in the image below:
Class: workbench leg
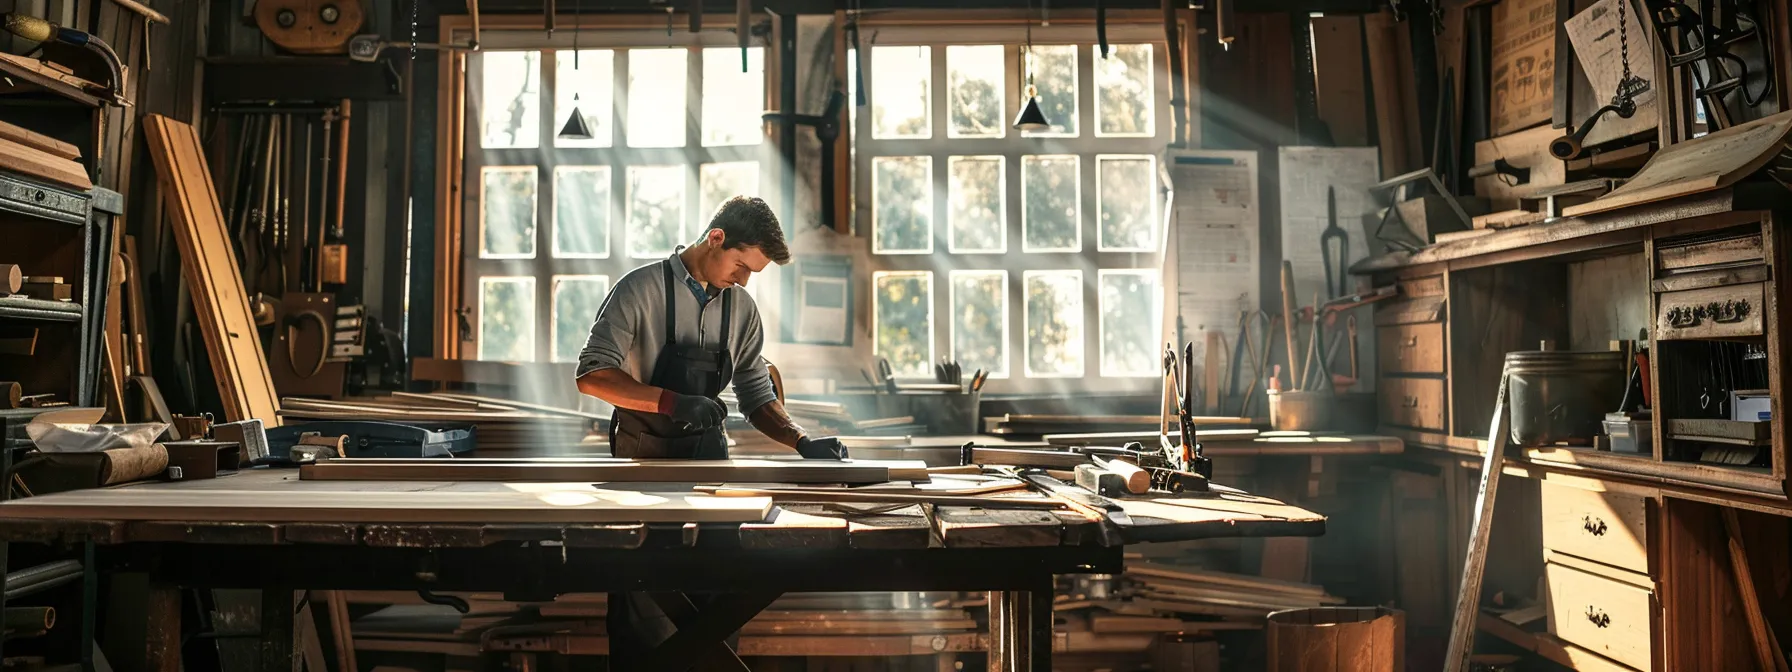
[1028,580,1053,667]
[260,589,295,672]
[145,583,181,672]
[985,591,1006,672]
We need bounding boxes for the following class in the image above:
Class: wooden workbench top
[0,469,1324,550]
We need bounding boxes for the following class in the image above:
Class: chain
[409,0,418,59]
[1618,0,1630,88]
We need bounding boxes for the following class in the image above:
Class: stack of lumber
[1053,562,1342,632]
[277,392,600,455]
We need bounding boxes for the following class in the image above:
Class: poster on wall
[1491,0,1557,135]
[1167,150,1260,376]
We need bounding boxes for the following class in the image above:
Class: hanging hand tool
[322,100,352,287]
[1320,186,1350,299]
[1345,314,1359,381]
[0,13,127,103]
[1228,310,1271,418]
[1279,261,1299,390]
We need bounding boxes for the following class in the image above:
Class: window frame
[457,25,773,363]
[853,24,1173,390]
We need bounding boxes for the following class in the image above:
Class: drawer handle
[1666,299,1751,328]
[1402,396,1420,408]
[1585,606,1611,628]
[1581,515,1608,536]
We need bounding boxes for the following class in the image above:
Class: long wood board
[142,115,280,425]
[0,488,773,524]
[298,458,930,484]
[1563,109,1792,217]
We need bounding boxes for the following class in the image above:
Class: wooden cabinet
[1375,275,1448,433]
[1379,377,1447,431]
[1377,323,1446,374]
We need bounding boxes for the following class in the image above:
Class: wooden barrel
[1266,606,1404,672]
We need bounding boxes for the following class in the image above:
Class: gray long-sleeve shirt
[575,249,779,415]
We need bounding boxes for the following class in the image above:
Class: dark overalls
[606,260,738,667]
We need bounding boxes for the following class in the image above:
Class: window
[463,39,768,361]
[856,29,1171,384]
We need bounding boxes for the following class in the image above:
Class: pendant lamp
[1012,1,1052,132]
[559,2,595,140]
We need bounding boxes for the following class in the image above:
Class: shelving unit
[0,171,118,409]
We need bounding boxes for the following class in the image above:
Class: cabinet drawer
[1377,323,1445,374]
[1547,562,1653,671]
[1379,377,1445,431]
[1541,480,1649,574]
[1656,282,1765,341]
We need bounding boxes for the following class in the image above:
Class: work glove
[795,435,849,460]
[662,392,726,430]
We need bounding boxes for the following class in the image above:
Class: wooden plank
[141,115,281,425]
[1566,110,1792,217]
[1311,16,1370,147]
[0,137,93,190]
[1721,508,1791,672]
[738,506,848,549]
[845,505,934,549]
[0,488,773,524]
[0,52,106,106]
[298,459,926,484]
[930,507,1062,548]
[739,619,976,636]
[0,119,81,161]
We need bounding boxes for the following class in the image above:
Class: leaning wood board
[299,458,931,484]
[0,488,774,524]
[142,115,280,426]
[1564,109,1792,217]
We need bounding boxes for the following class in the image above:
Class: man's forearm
[576,368,666,413]
[747,401,807,449]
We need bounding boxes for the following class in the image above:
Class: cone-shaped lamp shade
[559,97,594,140]
[1013,95,1051,132]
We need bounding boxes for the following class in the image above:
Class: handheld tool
[0,13,127,103]
[1228,310,1271,418]
[1320,186,1350,298]
[1279,261,1299,390]
[874,357,897,394]
[969,368,989,393]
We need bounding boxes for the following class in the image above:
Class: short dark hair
[705,196,791,265]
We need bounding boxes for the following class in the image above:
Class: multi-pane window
[856,29,1169,385]
[465,39,768,362]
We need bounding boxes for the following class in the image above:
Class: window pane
[628,49,688,148]
[555,50,614,148]
[948,156,1005,253]
[951,271,1008,378]
[1022,155,1080,252]
[481,167,537,258]
[478,277,536,362]
[553,166,610,258]
[627,165,686,258]
[947,45,1004,139]
[1022,45,1078,137]
[1025,270,1084,377]
[552,275,610,363]
[873,271,934,377]
[1096,44,1154,136]
[1099,270,1160,376]
[481,51,541,149]
[698,162,760,234]
[871,46,932,139]
[873,156,933,254]
[1098,156,1157,251]
[703,47,765,146]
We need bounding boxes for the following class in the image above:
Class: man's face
[701,230,773,289]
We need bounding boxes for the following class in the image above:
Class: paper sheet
[1167,150,1260,367]
[1563,0,1659,146]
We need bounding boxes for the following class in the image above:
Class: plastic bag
[25,422,169,454]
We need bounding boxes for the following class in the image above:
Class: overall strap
[660,261,677,347]
[719,287,734,355]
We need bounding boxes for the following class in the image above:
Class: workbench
[0,468,1324,671]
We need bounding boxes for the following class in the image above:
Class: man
[574,196,848,664]
[575,195,848,461]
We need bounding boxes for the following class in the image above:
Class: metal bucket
[1269,391,1334,431]
[1506,350,1627,446]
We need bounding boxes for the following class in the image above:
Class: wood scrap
[1565,109,1792,217]
[0,133,91,190]
[0,265,20,295]
[142,115,281,426]
[0,120,80,162]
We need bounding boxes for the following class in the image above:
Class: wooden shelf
[0,53,107,108]
[1353,187,1782,275]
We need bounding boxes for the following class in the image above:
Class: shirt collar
[669,247,721,301]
